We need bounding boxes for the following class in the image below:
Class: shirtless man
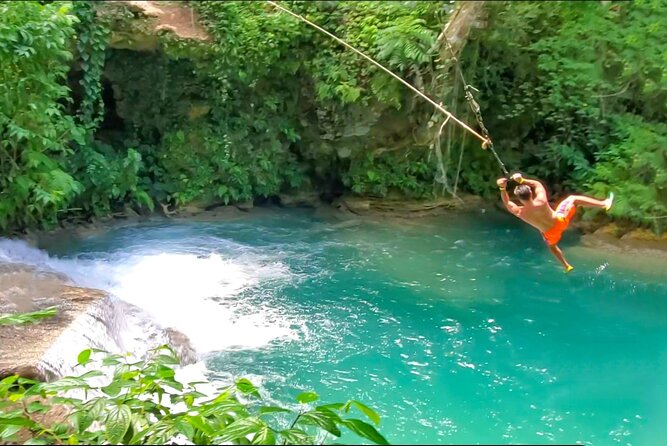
[496,173,614,272]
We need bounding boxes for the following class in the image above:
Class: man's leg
[548,244,574,272]
[568,193,614,210]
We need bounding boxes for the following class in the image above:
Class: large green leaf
[213,417,264,443]
[77,349,92,366]
[295,391,319,404]
[42,377,89,392]
[184,415,216,436]
[105,404,131,444]
[0,424,23,440]
[298,409,341,437]
[279,428,313,445]
[258,406,291,415]
[340,419,389,445]
[350,400,381,426]
[236,378,261,397]
[0,307,57,326]
[251,425,276,445]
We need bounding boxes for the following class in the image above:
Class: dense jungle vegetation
[0,0,665,234]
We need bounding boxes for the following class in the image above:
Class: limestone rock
[235,200,254,211]
[101,1,210,52]
[0,263,198,382]
[109,30,160,51]
[0,267,105,381]
[335,194,483,218]
[620,228,667,243]
[437,1,488,59]
[176,201,208,217]
[123,205,141,219]
[164,328,197,366]
[593,223,626,238]
[206,205,245,217]
[279,191,321,208]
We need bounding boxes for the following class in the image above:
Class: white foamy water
[0,237,302,355]
[103,251,300,353]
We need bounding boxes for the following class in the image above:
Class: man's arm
[497,178,521,216]
[512,174,548,203]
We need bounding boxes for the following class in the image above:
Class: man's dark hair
[514,184,532,201]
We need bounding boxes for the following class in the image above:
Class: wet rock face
[165,328,198,366]
[0,263,197,382]
[334,194,484,218]
[279,191,322,208]
[0,265,102,381]
[0,264,69,314]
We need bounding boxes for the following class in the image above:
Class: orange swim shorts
[542,196,577,246]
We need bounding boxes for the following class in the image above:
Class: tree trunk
[436,1,487,59]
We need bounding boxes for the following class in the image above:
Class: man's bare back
[496,173,613,272]
[515,198,557,233]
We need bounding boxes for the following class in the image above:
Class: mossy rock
[593,223,625,238]
[109,30,160,51]
[620,228,667,243]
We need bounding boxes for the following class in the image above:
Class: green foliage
[461,0,667,231]
[0,1,448,229]
[0,1,83,231]
[103,50,208,144]
[376,16,437,72]
[0,307,57,326]
[2,0,665,233]
[66,142,153,216]
[343,150,434,198]
[190,1,444,199]
[72,1,110,134]
[157,123,304,206]
[0,347,388,445]
[288,1,442,107]
[587,115,667,233]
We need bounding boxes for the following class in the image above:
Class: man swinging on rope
[496,173,614,272]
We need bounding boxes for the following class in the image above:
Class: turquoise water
[42,208,667,445]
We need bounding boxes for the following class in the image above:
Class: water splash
[595,262,609,274]
[0,237,301,358]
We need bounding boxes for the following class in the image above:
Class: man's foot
[564,264,574,273]
[604,192,614,212]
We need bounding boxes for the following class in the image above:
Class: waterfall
[0,234,297,381]
[0,239,196,380]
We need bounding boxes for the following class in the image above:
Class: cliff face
[100,1,210,51]
[89,1,492,209]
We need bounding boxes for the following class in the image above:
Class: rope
[266,1,489,144]
[441,32,510,177]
